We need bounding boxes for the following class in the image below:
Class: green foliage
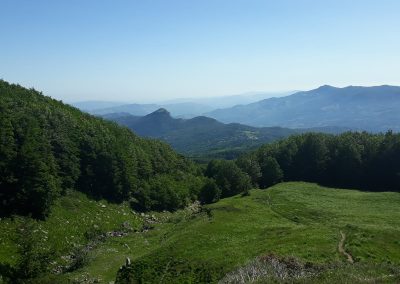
[0,113,17,186]
[205,160,252,197]
[259,156,283,188]
[198,179,221,204]
[236,154,262,186]
[11,218,54,282]
[131,174,202,211]
[115,255,222,284]
[0,190,142,283]
[241,132,400,191]
[0,80,202,217]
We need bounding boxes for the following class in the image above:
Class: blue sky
[1,0,400,102]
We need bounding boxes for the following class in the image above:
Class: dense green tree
[241,131,400,192]
[259,156,283,188]
[236,154,262,186]
[0,112,17,215]
[198,179,221,204]
[17,122,61,218]
[371,131,400,190]
[205,160,252,197]
[327,133,364,187]
[292,134,330,181]
[131,174,200,211]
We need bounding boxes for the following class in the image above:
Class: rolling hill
[206,85,400,132]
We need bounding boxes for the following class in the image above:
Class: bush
[12,218,54,281]
[115,255,223,284]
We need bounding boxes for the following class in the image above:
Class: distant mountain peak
[147,108,172,118]
[154,108,170,114]
[316,85,336,91]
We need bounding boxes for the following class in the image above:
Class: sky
[1,0,400,103]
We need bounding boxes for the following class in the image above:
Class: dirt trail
[338,231,354,263]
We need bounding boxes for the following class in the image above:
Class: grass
[1,182,400,283]
[0,190,142,281]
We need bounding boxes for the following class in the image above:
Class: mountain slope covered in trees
[0,80,205,218]
[104,109,345,159]
[105,108,298,158]
[207,85,400,131]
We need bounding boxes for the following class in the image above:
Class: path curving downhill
[338,231,354,263]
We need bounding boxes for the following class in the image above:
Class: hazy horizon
[2,0,400,102]
[68,90,295,104]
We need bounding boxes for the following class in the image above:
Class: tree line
[235,131,400,191]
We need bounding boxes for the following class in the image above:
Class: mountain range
[92,102,214,118]
[72,91,292,118]
[104,109,345,159]
[77,85,400,132]
[206,85,400,132]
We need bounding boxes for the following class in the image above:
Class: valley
[101,108,346,160]
[102,109,299,159]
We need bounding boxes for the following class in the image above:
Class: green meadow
[1,182,400,283]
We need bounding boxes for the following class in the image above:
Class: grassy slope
[2,182,400,282]
[66,182,400,282]
[0,191,142,277]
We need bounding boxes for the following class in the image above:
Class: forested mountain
[105,109,347,159]
[0,80,206,218]
[207,85,400,131]
[105,109,299,158]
